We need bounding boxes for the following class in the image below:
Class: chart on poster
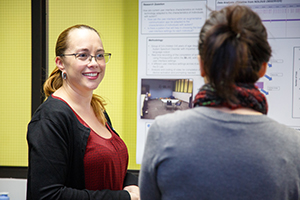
[136,0,300,164]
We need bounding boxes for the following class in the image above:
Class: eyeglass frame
[60,52,112,64]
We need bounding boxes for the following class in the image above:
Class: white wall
[0,178,26,200]
[172,92,192,103]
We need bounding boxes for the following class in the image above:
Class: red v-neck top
[81,120,128,191]
[52,95,129,191]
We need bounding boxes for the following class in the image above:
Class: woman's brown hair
[43,24,107,125]
[198,5,271,103]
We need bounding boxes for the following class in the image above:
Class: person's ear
[198,55,205,77]
[55,56,65,71]
[258,62,267,78]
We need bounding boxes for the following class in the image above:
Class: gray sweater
[139,106,300,200]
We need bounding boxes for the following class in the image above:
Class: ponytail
[91,94,107,125]
[198,5,271,104]
[43,67,63,98]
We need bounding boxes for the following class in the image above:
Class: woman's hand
[124,185,140,200]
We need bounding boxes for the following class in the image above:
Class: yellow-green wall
[1,0,140,169]
[0,0,31,166]
[48,0,139,170]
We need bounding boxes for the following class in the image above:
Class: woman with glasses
[27,24,139,200]
[139,5,300,200]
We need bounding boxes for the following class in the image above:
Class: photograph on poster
[141,78,193,119]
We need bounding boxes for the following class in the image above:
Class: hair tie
[236,33,241,39]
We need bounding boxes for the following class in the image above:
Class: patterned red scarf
[193,83,268,114]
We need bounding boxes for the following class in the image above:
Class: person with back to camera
[26,24,140,200]
[139,5,300,200]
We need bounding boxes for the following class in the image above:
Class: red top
[52,95,128,191]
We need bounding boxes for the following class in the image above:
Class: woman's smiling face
[59,27,106,95]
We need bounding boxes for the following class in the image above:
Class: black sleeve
[123,172,139,187]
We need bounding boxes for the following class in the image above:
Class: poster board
[136,0,300,164]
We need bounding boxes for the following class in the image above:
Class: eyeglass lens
[79,54,111,64]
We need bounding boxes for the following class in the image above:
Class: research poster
[136,0,300,164]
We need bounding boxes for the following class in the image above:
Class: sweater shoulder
[30,95,76,124]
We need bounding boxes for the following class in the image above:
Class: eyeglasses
[60,53,111,64]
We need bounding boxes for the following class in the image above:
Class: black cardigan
[27,95,137,200]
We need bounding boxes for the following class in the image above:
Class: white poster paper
[137,0,300,164]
